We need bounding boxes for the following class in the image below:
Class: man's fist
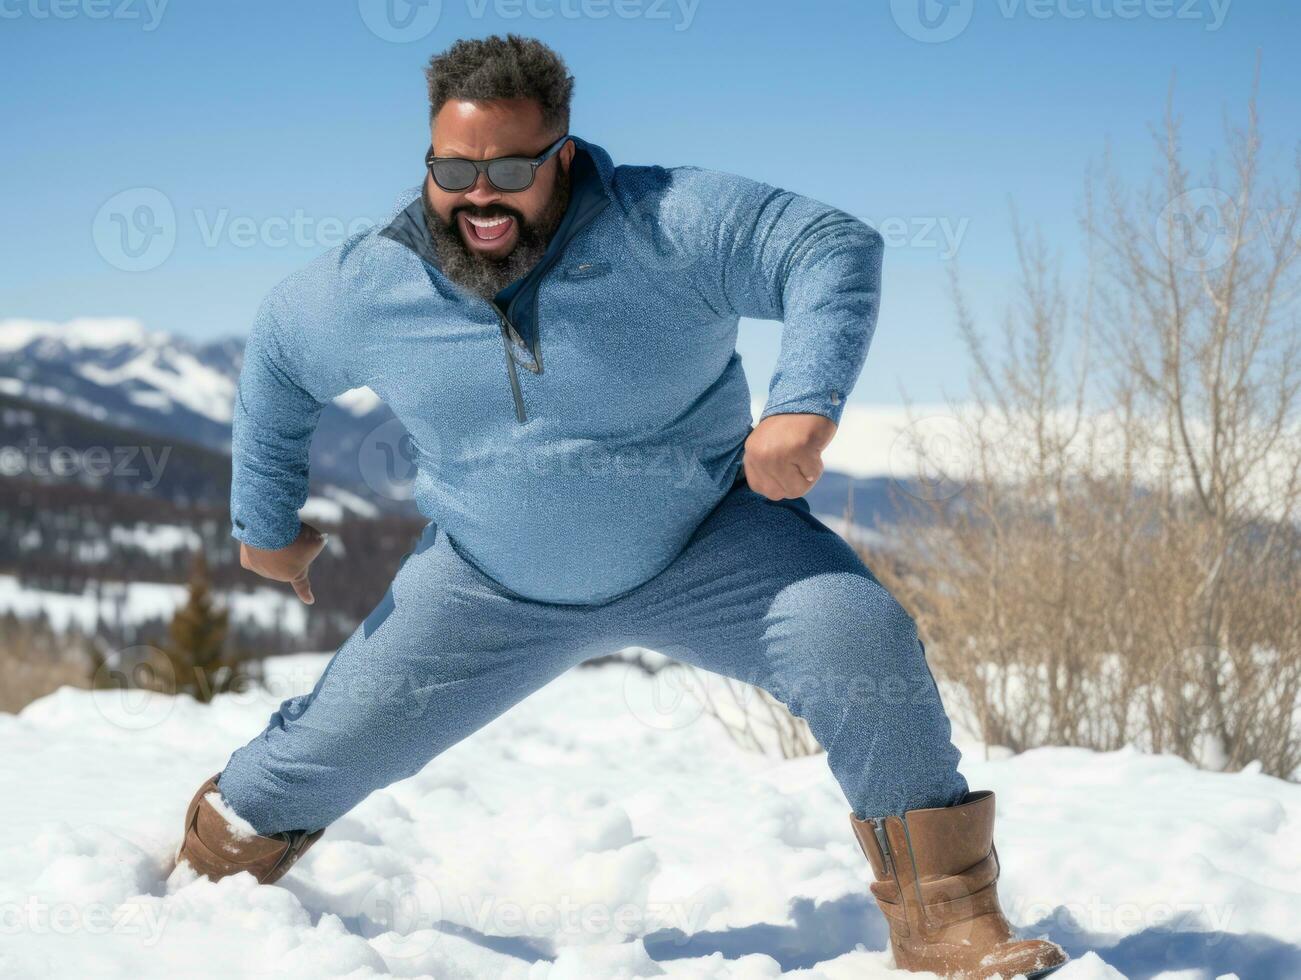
[239,522,328,605]
[743,413,837,500]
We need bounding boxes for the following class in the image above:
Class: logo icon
[890,414,973,502]
[358,418,427,501]
[358,0,442,43]
[358,872,443,957]
[93,188,176,272]
[90,645,177,731]
[1156,187,1237,271]
[890,0,975,43]
[622,655,710,731]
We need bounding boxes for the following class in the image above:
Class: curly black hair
[425,34,574,135]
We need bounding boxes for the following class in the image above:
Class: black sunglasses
[425,134,570,193]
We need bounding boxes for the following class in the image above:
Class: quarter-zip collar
[379,135,614,319]
[379,137,613,423]
[491,139,609,364]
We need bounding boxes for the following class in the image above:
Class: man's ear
[559,138,576,174]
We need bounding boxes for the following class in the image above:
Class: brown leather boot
[175,773,324,885]
[850,790,1066,979]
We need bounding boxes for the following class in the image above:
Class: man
[175,35,1065,979]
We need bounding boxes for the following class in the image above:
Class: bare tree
[875,80,1301,778]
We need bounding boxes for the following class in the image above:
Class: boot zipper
[873,822,895,878]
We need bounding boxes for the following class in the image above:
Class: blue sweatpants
[218,479,969,835]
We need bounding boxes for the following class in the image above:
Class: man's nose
[463,172,502,207]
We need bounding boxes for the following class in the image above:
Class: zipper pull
[873,822,895,878]
[496,313,528,423]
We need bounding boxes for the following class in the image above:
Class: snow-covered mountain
[0,318,241,448]
[0,317,397,503]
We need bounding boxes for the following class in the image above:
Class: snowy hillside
[1,655,1296,979]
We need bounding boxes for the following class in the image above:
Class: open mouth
[459,212,518,252]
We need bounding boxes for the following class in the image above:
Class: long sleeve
[229,289,352,550]
[680,170,885,425]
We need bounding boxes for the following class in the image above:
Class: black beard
[422,169,571,301]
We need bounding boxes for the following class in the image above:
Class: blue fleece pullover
[230,136,884,604]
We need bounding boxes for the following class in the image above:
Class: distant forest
[0,391,425,659]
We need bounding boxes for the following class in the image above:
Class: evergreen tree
[165,550,249,703]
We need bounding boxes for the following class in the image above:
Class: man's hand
[239,522,328,605]
[743,413,837,500]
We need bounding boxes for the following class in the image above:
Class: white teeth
[466,215,511,228]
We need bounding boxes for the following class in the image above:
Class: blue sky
[2,0,1297,405]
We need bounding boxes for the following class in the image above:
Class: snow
[804,403,1299,523]
[0,574,309,637]
[75,345,235,424]
[301,487,383,525]
[1,655,1297,979]
[321,485,382,520]
[204,792,258,841]
[300,496,347,526]
[107,524,203,556]
[813,403,957,481]
[10,524,205,560]
[335,386,384,418]
[744,400,958,481]
[0,317,155,354]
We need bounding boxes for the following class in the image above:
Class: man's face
[423,98,574,298]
